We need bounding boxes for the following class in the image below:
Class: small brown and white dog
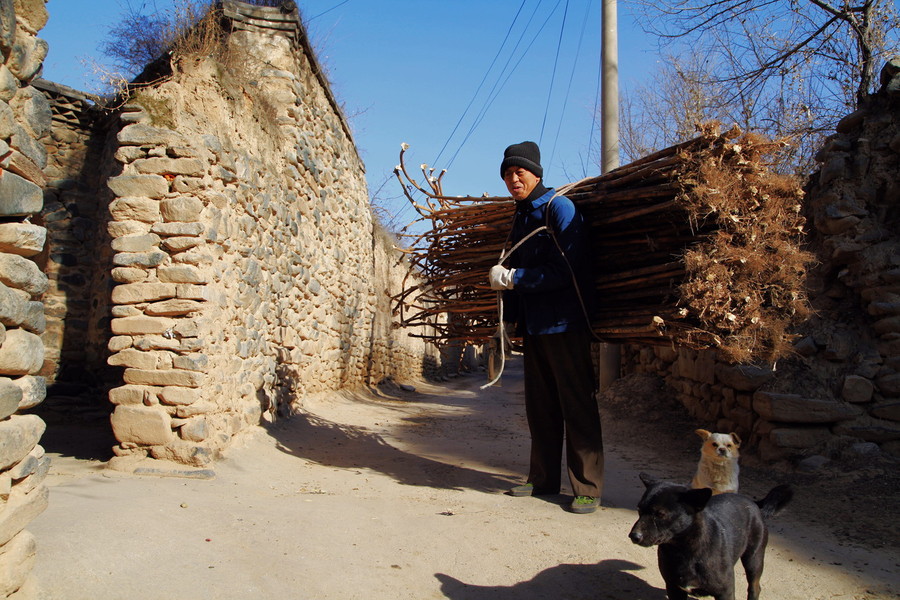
[691,429,741,495]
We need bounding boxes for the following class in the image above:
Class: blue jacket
[503,187,593,336]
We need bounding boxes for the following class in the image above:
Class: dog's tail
[756,484,793,518]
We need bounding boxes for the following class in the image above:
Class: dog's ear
[681,487,713,512]
[695,429,711,440]
[639,472,658,488]
[730,432,742,447]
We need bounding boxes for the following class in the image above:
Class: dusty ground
[27,356,900,600]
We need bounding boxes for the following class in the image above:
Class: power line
[432,0,529,167]
[547,0,593,171]
[306,0,352,22]
[445,0,564,171]
[539,0,569,145]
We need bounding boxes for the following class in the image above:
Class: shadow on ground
[265,408,517,493]
[436,559,664,600]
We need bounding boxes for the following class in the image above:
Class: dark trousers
[523,330,604,498]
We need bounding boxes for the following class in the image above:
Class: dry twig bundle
[392,124,814,364]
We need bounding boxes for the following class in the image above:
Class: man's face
[503,166,540,201]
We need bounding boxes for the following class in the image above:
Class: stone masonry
[621,58,900,464]
[98,2,441,470]
[0,0,52,597]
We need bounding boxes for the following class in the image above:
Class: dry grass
[674,126,814,363]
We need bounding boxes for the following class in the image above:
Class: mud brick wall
[0,0,52,597]
[621,58,900,464]
[101,2,440,469]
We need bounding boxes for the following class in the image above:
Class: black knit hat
[500,141,543,179]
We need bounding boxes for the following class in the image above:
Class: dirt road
[28,356,899,599]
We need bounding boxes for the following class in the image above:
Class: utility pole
[598,0,621,390]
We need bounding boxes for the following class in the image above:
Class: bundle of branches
[392,124,814,364]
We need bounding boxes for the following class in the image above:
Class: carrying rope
[481,186,600,389]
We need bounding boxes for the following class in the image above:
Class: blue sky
[40,1,656,230]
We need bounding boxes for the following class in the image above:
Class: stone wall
[621,58,900,464]
[0,0,52,596]
[33,78,117,417]
[99,2,440,470]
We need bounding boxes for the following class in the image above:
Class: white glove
[489,265,516,290]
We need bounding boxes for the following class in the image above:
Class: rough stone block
[0,282,25,326]
[133,157,205,177]
[111,282,177,305]
[0,529,35,597]
[159,386,200,406]
[875,372,900,397]
[111,316,177,336]
[832,415,900,442]
[7,35,48,83]
[871,401,900,422]
[157,265,207,284]
[874,316,900,336]
[0,414,45,471]
[715,363,775,391]
[152,221,204,236]
[110,232,161,253]
[110,405,174,446]
[0,223,44,256]
[12,0,49,32]
[108,336,134,353]
[768,426,832,449]
[163,236,203,252]
[112,250,167,269]
[107,348,166,371]
[144,299,203,316]
[117,123,187,147]
[752,391,861,423]
[0,376,22,419]
[108,219,151,238]
[172,353,208,372]
[179,416,208,442]
[123,368,206,388]
[107,174,169,199]
[0,253,47,296]
[841,374,874,403]
[20,301,42,334]
[160,196,203,222]
[0,1,13,58]
[10,375,43,411]
[176,284,210,301]
[109,385,157,406]
[111,267,150,284]
[0,328,43,376]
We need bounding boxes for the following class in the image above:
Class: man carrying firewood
[488,141,604,514]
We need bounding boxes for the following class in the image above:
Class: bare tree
[623,0,900,173]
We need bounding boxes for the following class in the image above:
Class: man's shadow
[435,559,663,600]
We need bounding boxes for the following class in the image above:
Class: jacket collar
[515,184,552,212]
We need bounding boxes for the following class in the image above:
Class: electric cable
[547,0,593,170]
[446,0,564,170]
[539,0,570,145]
[432,0,529,167]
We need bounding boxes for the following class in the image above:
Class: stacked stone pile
[0,0,53,596]
[622,58,900,462]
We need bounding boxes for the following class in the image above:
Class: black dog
[629,472,792,600]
